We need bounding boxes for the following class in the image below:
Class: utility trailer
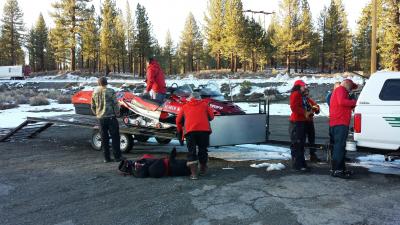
[0,101,271,152]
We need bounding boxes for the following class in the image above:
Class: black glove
[177,132,184,146]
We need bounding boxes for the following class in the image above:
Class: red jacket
[146,61,166,94]
[176,99,215,135]
[306,97,320,121]
[329,86,356,127]
[289,91,306,122]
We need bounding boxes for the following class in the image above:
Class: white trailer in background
[0,65,24,80]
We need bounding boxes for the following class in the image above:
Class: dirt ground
[1,126,400,225]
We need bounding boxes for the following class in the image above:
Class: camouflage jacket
[91,87,120,118]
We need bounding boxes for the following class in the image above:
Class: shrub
[44,90,61,100]
[29,94,50,106]
[0,103,18,110]
[15,95,29,104]
[57,95,72,104]
[240,81,252,95]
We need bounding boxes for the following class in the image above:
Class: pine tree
[179,13,203,72]
[26,14,49,72]
[204,0,225,70]
[51,0,91,71]
[242,17,267,72]
[26,27,37,70]
[49,21,69,70]
[267,15,280,69]
[276,0,302,74]
[163,30,174,75]
[100,0,117,74]
[34,14,48,71]
[321,0,350,73]
[223,0,245,72]
[134,4,153,77]
[125,0,135,74]
[115,14,127,73]
[380,0,400,71]
[297,0,313,72]
[0,0,25,65]
[81,6,99,73]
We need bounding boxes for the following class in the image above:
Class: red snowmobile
[71,83,245,129]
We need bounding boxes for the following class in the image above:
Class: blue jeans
[151,92,166,104]
[331,125,349,171]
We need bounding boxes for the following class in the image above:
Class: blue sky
[0,0,369,45]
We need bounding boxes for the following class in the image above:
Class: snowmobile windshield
[199,83,225,101]
[173,84,193,97]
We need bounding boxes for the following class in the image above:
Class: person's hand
[305,110,313,119]
[177,132,184,146]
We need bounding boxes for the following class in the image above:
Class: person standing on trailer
[176,92,215,180]
[91,77,124,163]
[303,89,321,163]
[144,57,167,103]
[329,79,358,178]
[289,80,312,172]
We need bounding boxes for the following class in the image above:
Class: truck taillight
[354,113,361,133]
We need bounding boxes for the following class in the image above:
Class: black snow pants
[289,121,307,169]
[305,121,316,155]
[99,117,122,160]
[185,131,210,165]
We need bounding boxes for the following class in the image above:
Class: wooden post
[371,0,377,75]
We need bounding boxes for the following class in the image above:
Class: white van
[354,72,400,150]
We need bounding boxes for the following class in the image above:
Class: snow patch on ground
[0,103,74,128]
[350,154,400,175]
[250,162,286,171]
[237,102,330,116]
[209,144,291,162]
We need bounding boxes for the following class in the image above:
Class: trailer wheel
[120,133,133,153]
[91,131,102,151]
[155,137,172,144]
[91,131,133,153]
[135,135,150,142]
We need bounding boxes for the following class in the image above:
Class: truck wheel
[91,130,133,153]
[135,135,150,142]
[155,137,171,144]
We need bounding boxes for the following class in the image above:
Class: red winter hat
[293,80,306,87]
[343,79,358,90]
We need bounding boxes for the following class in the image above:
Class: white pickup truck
[354,72,400,151]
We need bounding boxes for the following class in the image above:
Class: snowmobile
[71,83,245,130]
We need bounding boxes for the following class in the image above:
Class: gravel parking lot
[1,126,399,225]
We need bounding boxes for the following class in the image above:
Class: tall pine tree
[0,0,25,65]
[204,0,225,70]
[134,4,153,77]
[179,13,203,72]
[51,0,91,71]
[223,0,245,72]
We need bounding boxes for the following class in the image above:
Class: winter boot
[310,153,321,163]
[199,163,208,176]
[187,161,198,180]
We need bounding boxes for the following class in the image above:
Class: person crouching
[176,92,215,180]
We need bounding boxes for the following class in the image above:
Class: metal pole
[371,0,377,75]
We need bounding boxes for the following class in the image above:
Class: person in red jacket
[176,92,215,180]
[289,80,312,172]
[303,89,321,162]
[144,58,167,103]
[329,79,357,179]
